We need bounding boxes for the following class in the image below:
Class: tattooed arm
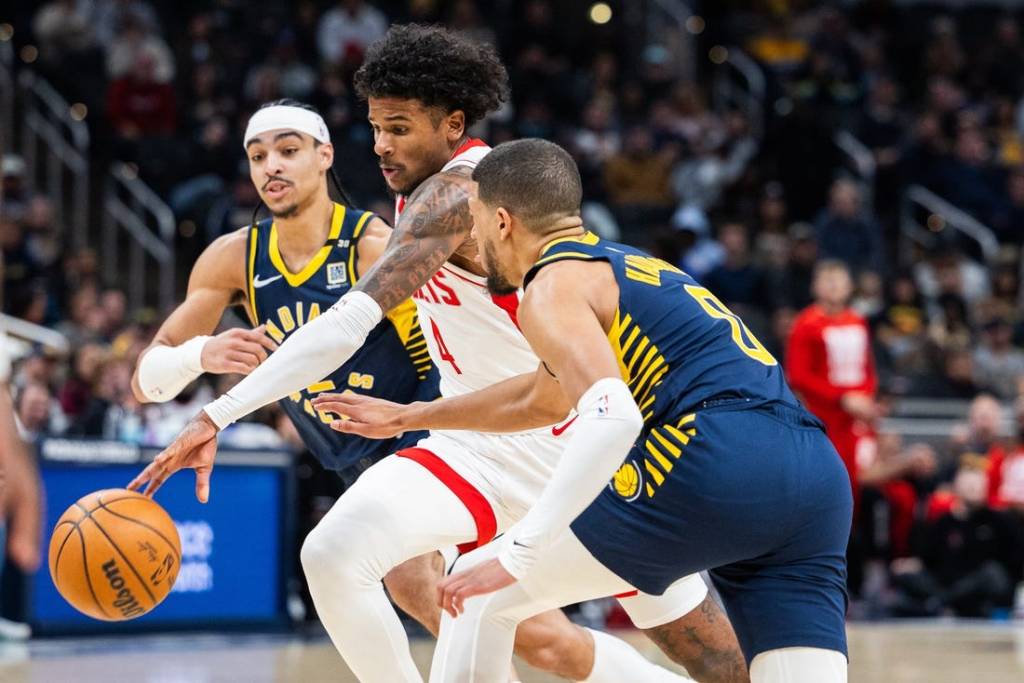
[128,170,475,500]
[356,168,477,311]
[200,168,475,428]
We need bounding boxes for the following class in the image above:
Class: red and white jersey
[393,139,577,524]
[396,139,541,399]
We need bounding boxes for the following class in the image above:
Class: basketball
[48,489,181,621]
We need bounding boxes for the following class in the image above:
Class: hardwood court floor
[1,622,1022,682]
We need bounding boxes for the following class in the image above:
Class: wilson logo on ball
[101,559,145,619]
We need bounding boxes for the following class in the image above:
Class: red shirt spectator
[786,260,878,494]
[107,55,177,138]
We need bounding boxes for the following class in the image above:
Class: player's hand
[312,393,409,439]
[436,558,517,618]
[128,411,219,502]
[840,391,878,421]
[201,326,278,375]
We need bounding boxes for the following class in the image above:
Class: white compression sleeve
[204,291,382,429]
[137,336,211,402]
[498,377,642,579]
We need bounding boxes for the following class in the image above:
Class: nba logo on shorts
[327,262,348,289]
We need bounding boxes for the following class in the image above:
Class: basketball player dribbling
[130,26,747,683]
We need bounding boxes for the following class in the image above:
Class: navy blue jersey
[246,202,438,473]
[523,232,800,500]
[524,231,796,425]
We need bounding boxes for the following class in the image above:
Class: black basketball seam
[83,516,158,605]
[89,492,146,512]
[96,501,182,565]
[52,520,79,570]
[76,525,112,620]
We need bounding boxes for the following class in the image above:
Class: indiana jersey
[246,202,438,474]
[523,231,799,430]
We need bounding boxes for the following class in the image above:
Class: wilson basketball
[48,489,181,621]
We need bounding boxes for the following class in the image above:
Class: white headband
[243,105,330,150]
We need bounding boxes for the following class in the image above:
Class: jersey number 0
[684,285,777,366]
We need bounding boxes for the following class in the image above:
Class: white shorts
[401,427,708,629]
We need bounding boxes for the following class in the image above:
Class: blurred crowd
[3,0,1024,621]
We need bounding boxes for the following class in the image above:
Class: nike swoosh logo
[253,274,283,288]
[551,415,578,436]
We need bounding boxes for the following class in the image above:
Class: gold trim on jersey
[539,230,600,256]
[385,300,433,381]
[246,225,259,323]
[268,202,346,287]
[347,210,373,284]
[607,309,669,424]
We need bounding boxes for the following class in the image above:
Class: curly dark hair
[354,24,509,128]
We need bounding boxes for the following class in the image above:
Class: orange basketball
[48,488,181,621]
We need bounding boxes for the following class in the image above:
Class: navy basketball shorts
[571,399,853,663]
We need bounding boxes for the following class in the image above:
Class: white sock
[750,647,847,683]
[582,628,694,682]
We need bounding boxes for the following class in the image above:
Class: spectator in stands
[914,247,990,309]
[950,394,1005,462]
[857,76,907,215]
[972,317,1024,400]
[58,342,108,421]
[927,292,971,354]
[669,205,723,281]
[32,0,96,70]
[702,221,769,312]
[1,156,31,218]
[891,455,1022,618]
[992,168,1024,244]
[787,259,879,500]
[603,126,675,233]
[859,433,937,564]
[814,178,884,275]
[92,0,162,46]
[938,126,1004,228]
[106,12,175,84]
[766,222,817,311]
[14,381,57,442]
[107,52,178,140]
[244,34,317,103]
[316,0,388,70]
[571,99,620,197]
[56,284,102,347]
[0,215,40,313]
[976,15,1024,99]
[874,273,930,391]
[987,396,1024,509]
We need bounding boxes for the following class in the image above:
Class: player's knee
[300,519,367,589]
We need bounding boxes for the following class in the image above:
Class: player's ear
[446,110,466,143]
[318,142,334,172]
[496,207,512,241]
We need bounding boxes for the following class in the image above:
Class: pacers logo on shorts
[611,461,642,502]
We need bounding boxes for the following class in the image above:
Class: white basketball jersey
[396,139,541,399]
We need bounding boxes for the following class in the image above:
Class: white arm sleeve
[204,291,382,429]
[137,335,211,402]
[498,377,642,579]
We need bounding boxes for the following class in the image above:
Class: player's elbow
[129,373,150,404]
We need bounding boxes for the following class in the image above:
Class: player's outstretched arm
[130,229,276,404]
[312,363,572,438]
[439,261,643,615]
[132,171,474,502]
